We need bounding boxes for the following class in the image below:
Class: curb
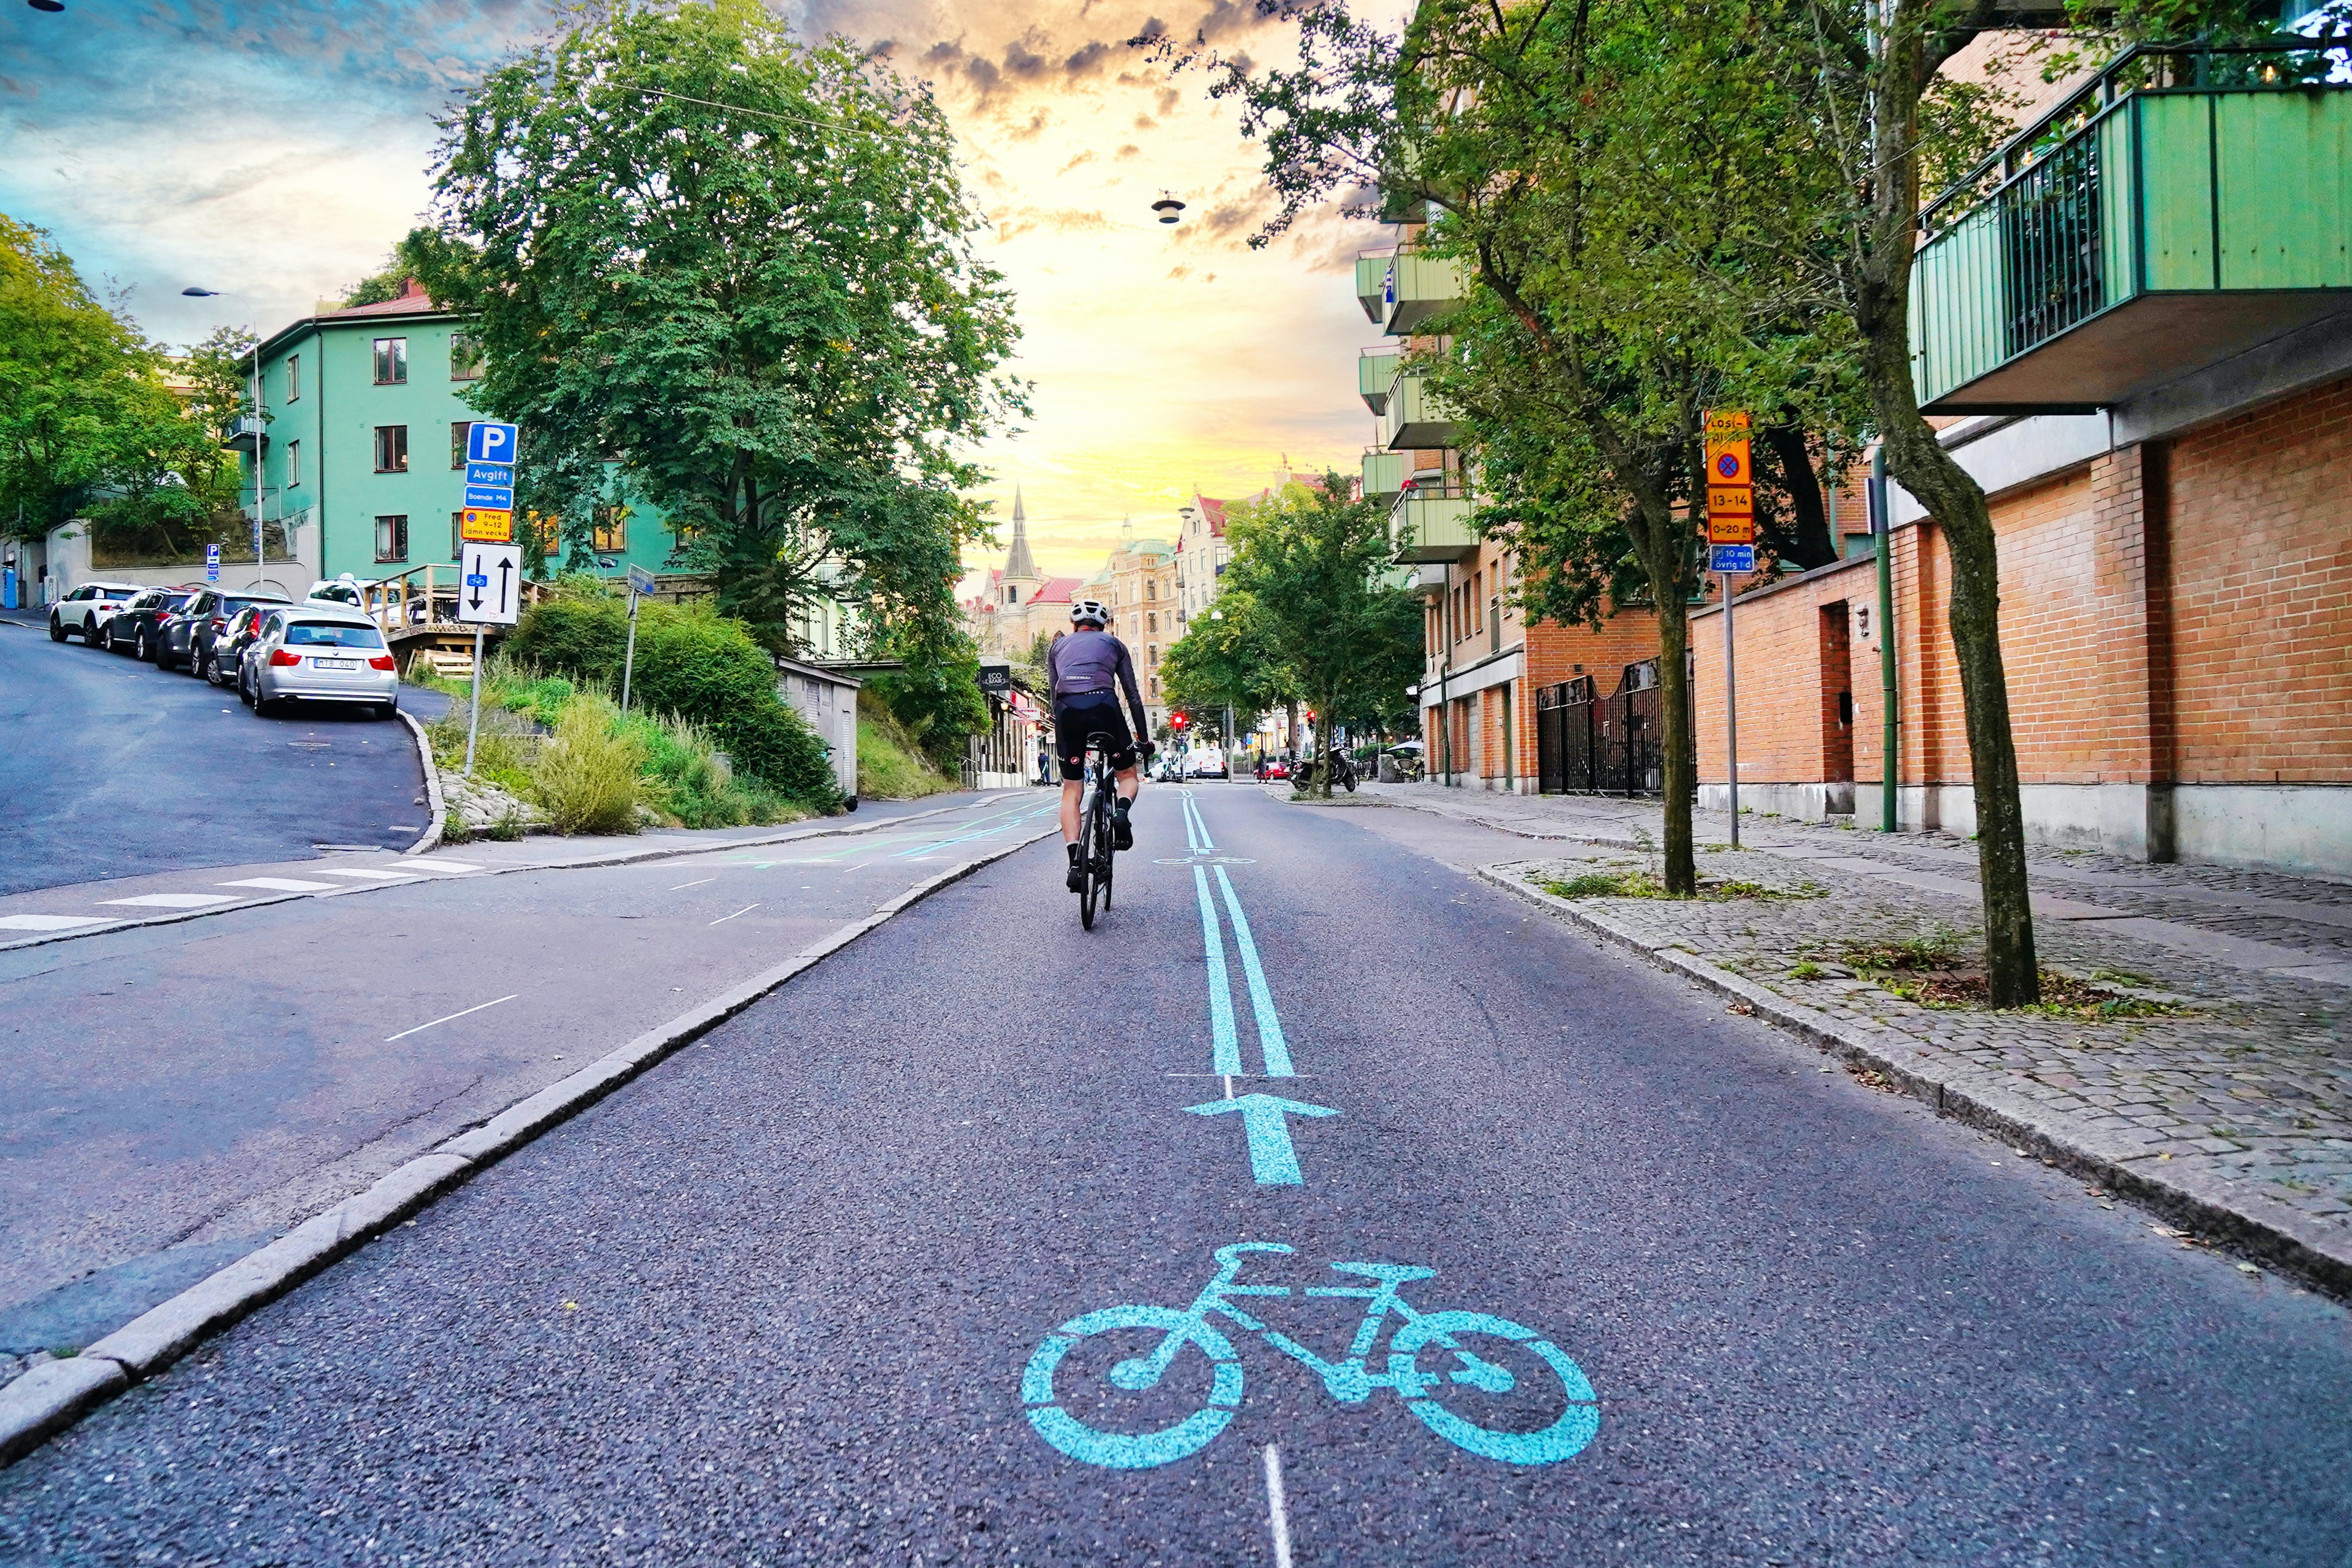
[0,823,1057,1470]
[0,795,1015,956]
[397,709,447,858]
[1475,861,2352,1299]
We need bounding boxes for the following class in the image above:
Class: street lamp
[182,286,270,573]
[1210,608,1233,761]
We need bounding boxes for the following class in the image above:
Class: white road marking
[1263,1445,1295,1568]
[670,877,716,890]
[97,893,237,909]
[314,867,420,882]
[709,904,760,926]
[218,877,336,892]
[0,914,110,932]
[385,993,519,1043]
[415,860,482,873]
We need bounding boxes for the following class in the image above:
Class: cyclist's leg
[1060,779,1085,843]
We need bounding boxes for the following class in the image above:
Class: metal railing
[360,563,551,636]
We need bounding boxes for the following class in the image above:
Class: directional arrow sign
[1185,1094,1340,1185]
[462,542,523,625]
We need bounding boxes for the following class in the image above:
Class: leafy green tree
[1162,588,1292,735]
[1211,0,1863,885]
[404,0,1025,720]
[1215,478,1422,799]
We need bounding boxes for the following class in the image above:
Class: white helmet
[1070,598,1110,627]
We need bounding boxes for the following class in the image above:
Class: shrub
[532,697,645,834]
[857,691,957,799]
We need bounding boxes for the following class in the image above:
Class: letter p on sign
[465,421,519,465]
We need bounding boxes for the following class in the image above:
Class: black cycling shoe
[1113,805,1134,851]
[1066,847,1087,892]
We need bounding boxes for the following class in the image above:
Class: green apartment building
[234,282,683,587]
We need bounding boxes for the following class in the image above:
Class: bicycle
[1075,729,1118,929]
[1022,1241,1598,1471]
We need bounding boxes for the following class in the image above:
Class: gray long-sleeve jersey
[1048,628,1149,736]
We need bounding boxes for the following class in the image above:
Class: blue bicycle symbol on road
[1022,1243,1599,1470]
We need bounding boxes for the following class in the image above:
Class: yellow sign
[1706,441,1752,488]
[1707,513,1756,545]
[1706,485,1754,518]
[460,507,513,543]
[1705,409,1751,438]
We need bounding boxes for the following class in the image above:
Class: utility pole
[1870,445,1899,833]
[1722,569,1740,848]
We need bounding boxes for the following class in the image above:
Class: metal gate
[1536,676,1595,794]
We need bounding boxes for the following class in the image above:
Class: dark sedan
[105,587,200,660]
[161,588,291,678]
[205,603,280,688]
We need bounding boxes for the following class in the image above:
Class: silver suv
[238,605,401,720]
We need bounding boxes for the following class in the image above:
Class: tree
[1162,587,1293,735]
[405,0,1025,741]
[1210,0,1862,886]
[1214,477,1422,799]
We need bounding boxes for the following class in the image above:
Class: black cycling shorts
[1055,695,1137,781]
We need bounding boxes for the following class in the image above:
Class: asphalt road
[4,784,2348,1565]
[0,794,1055,1362]
[0,620,432,893]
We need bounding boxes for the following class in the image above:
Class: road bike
[1075,729,1118,929]
[1022,1242,1598,1470]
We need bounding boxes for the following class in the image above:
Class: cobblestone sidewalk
[1349,783,2352,1291]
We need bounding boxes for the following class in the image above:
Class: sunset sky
[0,0,1393,584]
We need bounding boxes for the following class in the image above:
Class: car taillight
[368,655,395,671]
[269,648,301,667]
[211,617,226,630]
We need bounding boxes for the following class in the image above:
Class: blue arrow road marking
[1185,794,1216,851]
[1215,867,1293,1076]
[1181,789,1201,852]
[1194,866,1243,1074]
[1185,1095,1340,1185]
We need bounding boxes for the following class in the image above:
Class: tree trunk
[1653,573,1696,895]
[1761,422,1837,569]
[1874,386,2039,1004]
[1306,688,1335,799]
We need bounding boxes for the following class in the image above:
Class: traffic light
[1172,712,1188,731]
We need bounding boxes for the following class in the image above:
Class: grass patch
[857,692,958,800]
[1828,934,2187,1017]
[534,697,646,835]
[1788,959,1824,981]
[1532,869,1675,900]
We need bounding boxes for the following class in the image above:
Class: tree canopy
[404,0,1027,678]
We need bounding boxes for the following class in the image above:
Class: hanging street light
[1152,192,1186,225]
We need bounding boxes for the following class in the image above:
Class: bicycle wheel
[1078,795,1101,930]
[1387,1311,1598,1466]
[1022,1304,1243,1471]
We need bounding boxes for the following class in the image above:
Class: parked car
[238,605,401,718]
[304,575,372,613]
[47,581,143,644]
[207,603,277,688]
[105,587,200,660]
[1256,758,1292,782]
[1189,753,1231,780]
[162,589,291,677]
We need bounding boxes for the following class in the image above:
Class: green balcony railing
[1361,448,1407,500]
[1383,251,1468,335]
[1359,348,1401,414]
[1383,370,1460,450]
[1356,249,1397,325]
[1390,485,1476,563]
[1910,38,2352,412]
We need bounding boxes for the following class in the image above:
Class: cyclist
[1049,597,1153,890]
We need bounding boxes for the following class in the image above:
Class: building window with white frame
[373,425,409,473]
[372,337,407,385]
[375,515,409,564]
[285,354,300,401]
[286,440,301,487]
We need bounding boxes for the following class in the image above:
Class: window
[374,515,409,563]
[452,422,471,469]
[285,355,300,401]
[591,507,628,553]
[373,425,409,473]
[372,337,407,384]
[1147,644,1158,666]
[452,510,466,559]
[449,331,484,381]
[286,440,301,487]
[1146,612,1157,633]
[287,622,387,649]
[1149,677,1160,700]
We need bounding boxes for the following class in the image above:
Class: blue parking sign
[1709,543,1756,575]
[205,543,221,583]
[465,421,519,465]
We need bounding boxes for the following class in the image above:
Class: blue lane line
[1215,866,1293,1076]
[889,804,1056,858]
[1194,865,1242,1074]
[1181,789,1201,852]
[1188,795,1216,851]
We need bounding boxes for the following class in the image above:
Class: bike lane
[4,786,2350,1564]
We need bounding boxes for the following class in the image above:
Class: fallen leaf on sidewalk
[2236,1263,2261,1276]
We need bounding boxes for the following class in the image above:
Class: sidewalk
[1353,782,2352,1290]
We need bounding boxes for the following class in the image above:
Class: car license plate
[313,657,359,670]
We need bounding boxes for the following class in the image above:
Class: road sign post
[621,564,655,715]
[1705,411,1752,848]
[458,540,525,778]
[205,543,221,584]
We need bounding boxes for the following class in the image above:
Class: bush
[533,697,646,834]
[857,691,958,799]
[503,592,838,810]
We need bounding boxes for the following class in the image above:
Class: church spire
[1004,484,1038,581]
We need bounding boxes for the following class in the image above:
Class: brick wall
[1693,559,1877,783]
[2168,376,2352,784]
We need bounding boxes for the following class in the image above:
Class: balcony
[1382,370,1460,450]
[1391,481,1477,564]
[219,415,269,455]
[1361,448,1407,500]
[1356,248,1397,324]
[1359,347,1401,413]
[1910,39,2352,413]
[1381,250,1468,335]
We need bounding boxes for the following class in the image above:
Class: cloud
[1134,112,1156,129]
[1199,201,1259,238]
[1007,107,1051,140]
[966,56,1004,97]
[1155,86,1181,115]
[1115,143,1141,160]
[1062,39,1112,76]
[1057,149,1098,174]
[920,38,967,67]
[1003,39,1052,80]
